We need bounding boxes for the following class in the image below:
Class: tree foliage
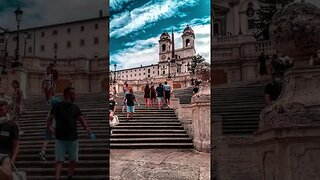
[255,0,293,40]
[190,54,206,74]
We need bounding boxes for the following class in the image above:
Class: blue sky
[0,0,106,30]
[109,0,211,70]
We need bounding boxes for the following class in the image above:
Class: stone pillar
[190,62,211,152]
[255,3,320,180]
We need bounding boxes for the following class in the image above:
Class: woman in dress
[113,86,118,101]
[42,67,54,104]
[144,84,151,109]
[11,80,24,135]
[150,85,156,108]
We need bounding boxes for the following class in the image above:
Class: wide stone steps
[16,93,108,179]
[213,83,266,135]
[110,99,193,148]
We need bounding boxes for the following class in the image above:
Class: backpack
[52,69,59,80]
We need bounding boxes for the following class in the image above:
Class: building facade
[111,25,196,83]
[212,0,277,85]
[1,10,108,60]
[0,11,109,97]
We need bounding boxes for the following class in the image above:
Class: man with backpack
[0,100,20,180]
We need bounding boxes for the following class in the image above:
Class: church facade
[110,26,197,91]
[212,0,277,85]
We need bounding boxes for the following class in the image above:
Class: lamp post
[12,7,23,68]
[167,58,171,78]
[1,29,9,75]
[113,64,117,83]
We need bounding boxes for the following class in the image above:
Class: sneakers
[39,152,47,161]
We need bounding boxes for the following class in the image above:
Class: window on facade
[130,75,132,77]
[28,46,32,53]
[52,30,58,36]
[186,39,190,47]
[248,19,255,30]
[148,75,150,78]
[148,69,150,73]
[41,32,45,37]
[135,74,136,76]
[13,37,17,41]
[80,39,85,46]
[139,73,141,76]
[94,37,99,45]
[163,71,165,74]
[27,34,32,39]
[53,43,58,49]
[81,26,85,31]
[67,28,71,33]
[162,44,166,52]
[95,24,98,29]
[143,73,145,75]
[67,41,71,48]
[40,45,45,52]
[153,71,155,74]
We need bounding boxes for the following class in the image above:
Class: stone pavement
[110,149,210,180]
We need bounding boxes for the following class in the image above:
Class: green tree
[255,0,293,40]
[190,54,205,74]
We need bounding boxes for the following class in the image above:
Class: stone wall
[216,136,259,180]
[171,97,193,138]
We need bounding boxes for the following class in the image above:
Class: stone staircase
[212,82,267,135]
[16,93,108,179]
[110,91,193,149]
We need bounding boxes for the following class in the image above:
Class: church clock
[161,55,166,60]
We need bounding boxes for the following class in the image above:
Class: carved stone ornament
[260,2,320,130]
[269,2,320,61]
[192,62,211,103]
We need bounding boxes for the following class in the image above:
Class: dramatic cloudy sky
[0,0,107,30]
[109,0,211,70]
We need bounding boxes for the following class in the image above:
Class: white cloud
[0,0,107,30]
[111,20,210,70]
[110,0,133,11]
[110,0,199,38]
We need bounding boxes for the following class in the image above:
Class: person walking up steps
[150,85,156,108]
[144,84,151,109]
[42,66,54,104]
[109,93,117,135]
[124,88,139,121]
[122,83,129,113]
[39,96,61,161]
[156,83,165,110]
[163,81,171,108]
[11,80,24,135]
[47,87,93,180]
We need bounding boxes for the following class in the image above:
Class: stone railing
[213,35,256,45]
[22,56,107,73]
[213,37,277,61]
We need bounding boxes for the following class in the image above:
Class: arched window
[186,39,190,47]
[162,44,166,52]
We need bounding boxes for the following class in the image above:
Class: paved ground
[110,149,210,180]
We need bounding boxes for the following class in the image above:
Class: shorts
[127,106,135,113]
[165,91,171,100]
[55,140,79,161]
[157,97,163,102]
[44,128,54,140]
